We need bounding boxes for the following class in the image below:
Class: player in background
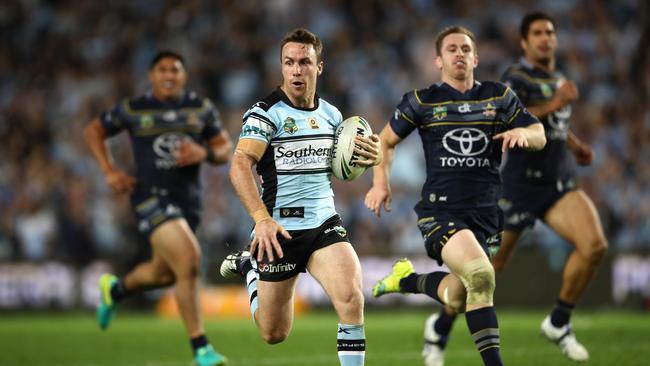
[424,12,608,364]
[365,26,546,366]
[220,28,381,366]
[84,50,232,366]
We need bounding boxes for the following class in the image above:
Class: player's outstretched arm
[229,139,291,262]
[83,118,136,194]
[527,79,579,119]
[493,122,546,152]
[364,124,402,217]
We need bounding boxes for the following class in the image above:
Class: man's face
[148,57,187,100]
[436,33,478,81]
[281,42,323,102]
[522,20,557,64]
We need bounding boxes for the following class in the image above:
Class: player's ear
[317,61,323,76]
[473,52,479,67]
[435,56,443,70]
[520,38,528,54]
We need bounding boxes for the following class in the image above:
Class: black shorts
[131,186,200,237]
[417,208,503,265]
[500,177,576,232]
[252,215,350,282]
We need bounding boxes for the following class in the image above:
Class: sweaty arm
[230,139,290,261]
[83,118,136,193]
[206,130,233,165]
[364,124,402,216]
[526,80,579,120]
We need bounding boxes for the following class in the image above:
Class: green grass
[1,309,648,365]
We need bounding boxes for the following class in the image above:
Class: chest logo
[433,106,447,120]
[283,117,298,134]
[140,115,154,129]
[308,117,319,129]
[442,128,489,156]
[458,103,472,113]
[540,83,553,98]
[483,102,497,117]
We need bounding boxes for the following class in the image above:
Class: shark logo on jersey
[433,106,447,120]
[441,128,490,168]
[153,132,190,169]
[283,117,298,134]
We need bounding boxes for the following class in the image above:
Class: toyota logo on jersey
[440,128,491,168]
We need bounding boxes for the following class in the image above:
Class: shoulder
[184,90,212,109]
[478,80,510,95]
[317,97,342,120]
[250,89,284,113]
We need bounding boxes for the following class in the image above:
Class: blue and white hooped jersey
[240,88,343,230]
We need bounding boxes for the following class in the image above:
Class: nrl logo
[140,115,154,129]
[432,106,447,120]
[283,117,298,134]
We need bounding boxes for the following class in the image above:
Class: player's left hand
[176,140,207,166]
[493,128,529,152]
[353,134,382,167]
[572,143,594,166]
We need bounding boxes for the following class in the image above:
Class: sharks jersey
[390,81,539,215]
[501,59,574,184]
[240,88,342,230]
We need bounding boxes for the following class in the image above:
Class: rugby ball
[332,116,373,181]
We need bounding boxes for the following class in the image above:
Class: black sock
[399,271,448,303]
[190,334,209,353]
[434,309,457,337]
[550,298,575,327]
[465,307,503,366]
[110,279,130,303]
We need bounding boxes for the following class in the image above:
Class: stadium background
[0,1,649,362]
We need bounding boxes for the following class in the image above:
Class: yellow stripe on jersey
[422,121,504,128]
[506,108,521,125]
[121,99,211,116]
[414,88,510,107]
[507,70,558,84]
[401,112,417,126]
[132,125,203,136]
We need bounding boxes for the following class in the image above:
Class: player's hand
[493,128,529,152]
[105,169,137,194]
[572,142,594,166]
[353,134,382,167]
[554,79,579,106]
[364,184,392,217]
[176,140,208,166]
[250,218,292,262]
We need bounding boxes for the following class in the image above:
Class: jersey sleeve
[502,86,539,129]
[200,99,224,140]
[389,91,420,138]
[501,68,531,105]
[239,103,278,143]
[99,100,128,137]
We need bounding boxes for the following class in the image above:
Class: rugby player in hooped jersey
[366,26,546,366]
[423,12,607,365]
[220,28,380,366]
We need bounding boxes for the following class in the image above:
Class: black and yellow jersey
[390,81,538,215]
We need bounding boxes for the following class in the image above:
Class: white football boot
[540,315,589,362]
[422,313,446,366]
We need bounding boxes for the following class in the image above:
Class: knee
[260,330,289,345]
[581,236,608,265]
[336,285,364,315]
[446,290,466,314]
[156,270,176,286]
[460,259,496,305]
[174,254,201,279]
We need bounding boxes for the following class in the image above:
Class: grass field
[1,309,648,366]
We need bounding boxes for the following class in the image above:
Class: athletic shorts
[131,186,200,237]
[417,208,503,265]
[499,177,576,232]
[252,215,350,282]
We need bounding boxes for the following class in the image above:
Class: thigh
[257,276,299,331]
[307,242,362,300]
[441,229,490,275]
[150,218,201,272]
[543,189,606,254]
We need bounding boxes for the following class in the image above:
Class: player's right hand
[105,169,136,194]
[364,184,392,217]
[251,218,291,262]
[555,79,579,106]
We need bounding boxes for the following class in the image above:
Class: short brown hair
[280,28,323,62]
[520,11,556,39]
[435,26,477,56]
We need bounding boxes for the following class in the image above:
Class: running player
[423,12,608,364]
[220,28,380,366]
[365,26,546,366]
[84,50,232,366]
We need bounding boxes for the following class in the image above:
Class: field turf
[1,309,648,365]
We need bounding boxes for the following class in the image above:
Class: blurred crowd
[0,0,648,274]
